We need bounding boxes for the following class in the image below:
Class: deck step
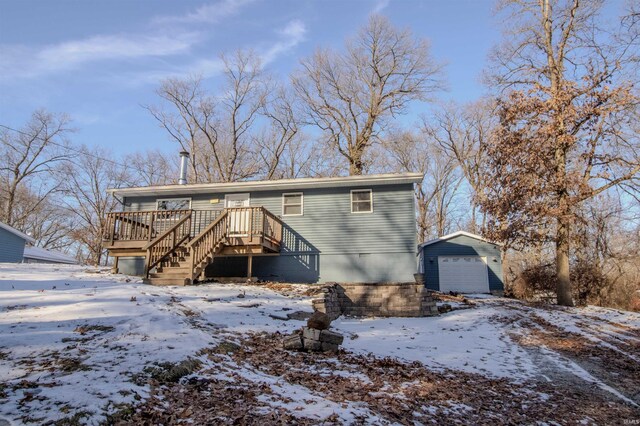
[145,277,190,286]
[149,272,190,279]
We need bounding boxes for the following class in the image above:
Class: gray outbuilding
[0,221,35,263]
[418,231,504,295]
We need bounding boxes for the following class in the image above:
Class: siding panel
[0,227,27,263]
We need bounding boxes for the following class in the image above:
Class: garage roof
[0,221,36,244]
[418,231,502,248]
[108,173,424,198]
[23,246,78,264]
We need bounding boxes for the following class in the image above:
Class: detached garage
[418,231,504,295]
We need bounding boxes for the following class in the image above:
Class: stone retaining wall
[313,282,438,318]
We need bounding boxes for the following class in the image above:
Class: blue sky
[0,0,519,155]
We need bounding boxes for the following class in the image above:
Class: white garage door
[438,256,490,293]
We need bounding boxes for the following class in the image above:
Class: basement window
[351,189,373,213]
[282,193,303,216]
[156,198,191,211]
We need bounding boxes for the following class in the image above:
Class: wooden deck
[104,207,283,285]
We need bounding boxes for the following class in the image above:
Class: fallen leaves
[122,332,639,424]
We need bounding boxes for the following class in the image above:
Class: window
[282,193,303,216]
[351,189,373,213]
[156,198,191,211]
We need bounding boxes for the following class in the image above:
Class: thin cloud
[123,19,306,87]
[153,0,256,24]
[261,19,307,65]
[372,0,391,14]
[0,32,200,80]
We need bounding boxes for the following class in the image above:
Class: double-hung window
[351,189,373,213]
[156,198,191,211]
[282,193,303,216]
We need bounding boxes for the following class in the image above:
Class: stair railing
[143,212,193,277]
[186,211,229,281]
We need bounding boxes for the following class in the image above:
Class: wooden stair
[143,212,229,286]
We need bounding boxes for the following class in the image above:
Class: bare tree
[480,0,640,306]
[146,76,217,183]
[61,146,132,266]
[216,50,267,181]
[384,129,463,241]
[0,110,73,227]
[147,50,268,183]
[127,149,179,186]
[293,15,444,175]
[10,186,76,250]
[424,100,496,233]
[254,86,303,179]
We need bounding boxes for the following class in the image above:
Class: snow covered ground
[0,264,638,425]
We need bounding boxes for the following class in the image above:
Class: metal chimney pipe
[178,151,190,185]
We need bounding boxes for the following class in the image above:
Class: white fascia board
[418,230,503,249]
[108,173,424,198]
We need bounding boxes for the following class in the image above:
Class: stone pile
[283,311,344,353]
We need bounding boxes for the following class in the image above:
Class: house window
[282,193,303,216]
[156,198,191,211]
[351,189,373,213]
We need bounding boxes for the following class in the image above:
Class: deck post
[111,256,119,274]
[247,255,253,279]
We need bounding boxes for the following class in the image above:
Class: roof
[0,221,36,244]
[108,172,424,198]
[418,231,503,249]
[23,246,78,264]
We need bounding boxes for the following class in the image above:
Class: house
[105,173,422,285]
[23,246,78,264]
[418,231,504,295]
[0,221,36,263]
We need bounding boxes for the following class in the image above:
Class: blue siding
[122,183,417,283]
[421,235,503,292]
[0,227,27,263]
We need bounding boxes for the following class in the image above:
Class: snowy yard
[0,264,638,424]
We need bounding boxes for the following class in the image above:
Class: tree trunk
[349,155,364,175]
[556,218,574,306]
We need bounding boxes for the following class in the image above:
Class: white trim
[350,189,373,214]
[0,221,35,244]
[418,230,503,248]
[156,197,192,210]
[108,172,423,197]
[282,192,303,216]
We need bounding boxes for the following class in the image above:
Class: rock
[307,311,331,330]
[269,314,290,321]
[438,303,452,313]
[319,329,344,345]
[286,310,313,321]
[303,338,322,352]
[321,342,340,352]
[302,327,321,341]
[283,333,304,350]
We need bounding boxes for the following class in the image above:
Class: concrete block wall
[313,282,438,318]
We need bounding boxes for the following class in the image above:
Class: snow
[0,264,638,424]
[332,300,538,380]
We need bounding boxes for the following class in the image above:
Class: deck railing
[104,209,223,243]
